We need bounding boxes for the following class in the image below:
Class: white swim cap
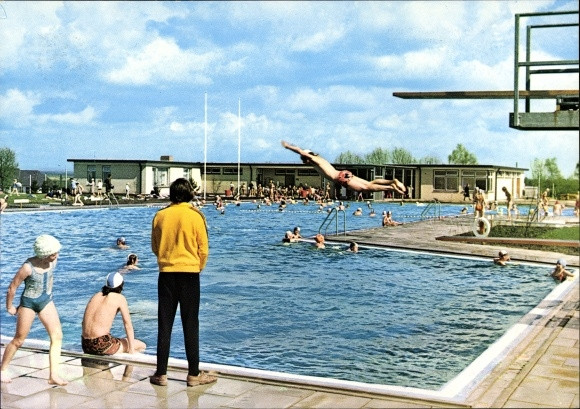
[34,235,62,258]
[557,259,567,268]
[106,272,124,288]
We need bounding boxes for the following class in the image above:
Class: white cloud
[169,120,205,134]
[0,1,63,71]
[104,37,218,85]
[287,86,377,112]
[0,89,40,126]
[371,47,452,80]
[290,25,346,53]
[40,106,97,125]
[0,88,97,127]
[169,122,185,132]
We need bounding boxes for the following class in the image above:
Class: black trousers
[156,273,200,376]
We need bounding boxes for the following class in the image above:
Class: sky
[1,1,578,177]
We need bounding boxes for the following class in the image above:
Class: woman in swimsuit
[1,235,68,385]
[282,141,406,195]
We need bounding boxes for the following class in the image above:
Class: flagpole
[237,98,241,196]
[204,92,207,201]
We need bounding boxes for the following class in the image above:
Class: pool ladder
[420,200,441,220]
[319,208,347,236]
[105,193,120,207]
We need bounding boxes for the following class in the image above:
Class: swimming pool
[0,202,563,390]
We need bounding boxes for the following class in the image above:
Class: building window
[275,169,295,175]
[204,167,221,174]
[87,165,96,182]
[223,167,242,175]
[153,167,168,186]
[183,169,191,180]
[434,170,459,191]
[297,169,319,176]
[461,170,489,192]
[102,165,111,180]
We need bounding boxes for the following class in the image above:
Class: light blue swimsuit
[19,260,54,313]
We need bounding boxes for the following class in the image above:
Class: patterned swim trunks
[81,334,122,355]
[337,170,353,188]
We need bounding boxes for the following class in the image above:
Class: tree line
[334,143,579,197]
[334,143,478,165]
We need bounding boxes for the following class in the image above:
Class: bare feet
[1,370,12,383]
[48,376,68,386]
[393,179,407,194]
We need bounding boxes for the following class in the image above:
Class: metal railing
[513,10,579,128]
[319,207,347,236]
[420,200,441,221]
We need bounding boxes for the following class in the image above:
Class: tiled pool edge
[440,276,578,400]
[1,279,576,406]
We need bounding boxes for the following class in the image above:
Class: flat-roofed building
[68,157,527,203]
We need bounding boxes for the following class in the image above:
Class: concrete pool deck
[1,209,578,408]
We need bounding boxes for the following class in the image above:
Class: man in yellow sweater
[150,178,217,387]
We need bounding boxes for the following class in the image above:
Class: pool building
[65,157,527,203]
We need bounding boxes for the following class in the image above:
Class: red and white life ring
[472,217,491,237]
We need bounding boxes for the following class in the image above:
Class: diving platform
[392,10,579,131]
[393,90,579,131]
[509,110,579,131]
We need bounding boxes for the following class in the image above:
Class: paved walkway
[1,214,578,408]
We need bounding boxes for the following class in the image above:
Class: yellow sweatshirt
[151,202,209,273]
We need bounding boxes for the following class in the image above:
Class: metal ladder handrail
[420,200,441,221]
[104,192,119,207]
[319,208,347,236]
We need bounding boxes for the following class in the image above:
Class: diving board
[393,90,579,99]
[392,10,579,131]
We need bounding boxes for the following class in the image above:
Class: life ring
[472,217,491,237]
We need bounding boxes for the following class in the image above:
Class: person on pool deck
[474,187,486,219]
[382,210,402,226]
[493,250,511,266]
[1,235,68,385]
[502,187,514,220]
[81,272,146,356]
[281,140,406,195]
[550,259,575,282]
[150,178,217,387]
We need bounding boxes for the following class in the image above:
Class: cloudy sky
[1,1,578,177]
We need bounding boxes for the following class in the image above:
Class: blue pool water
[0,202,560,389]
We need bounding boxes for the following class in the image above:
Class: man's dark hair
[170,178,194,203]
[102,282,124,295]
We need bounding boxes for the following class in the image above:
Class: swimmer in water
[493,250,510,266]
[550,259,574,282]
[313,233,325,249]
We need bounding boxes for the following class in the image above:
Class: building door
[285,174,295,188]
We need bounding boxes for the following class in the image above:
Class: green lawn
[488,225,579,256]
[491,225,580,241]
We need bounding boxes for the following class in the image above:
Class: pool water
[0,202,559,389]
